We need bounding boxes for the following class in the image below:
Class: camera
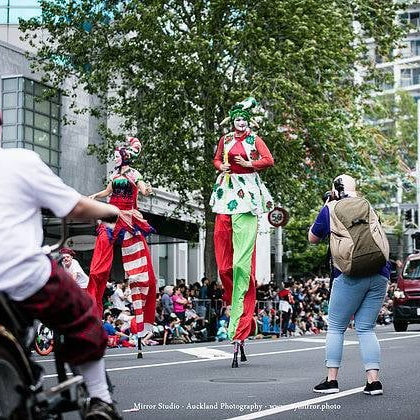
[323,178,347,203]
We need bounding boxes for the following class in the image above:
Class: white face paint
[234,116,248,132]
[114,150,122,167]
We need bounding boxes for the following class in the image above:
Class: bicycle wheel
[34,324,54,356]
[0,346,32,419]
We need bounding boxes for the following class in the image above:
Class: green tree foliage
[20,0,405,279]
[363,90,417,207]
[283,213,329,277]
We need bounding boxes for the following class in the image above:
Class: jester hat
[115,136,141,167]
[220,97,259,126]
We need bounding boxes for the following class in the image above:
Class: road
[37,325,420,420]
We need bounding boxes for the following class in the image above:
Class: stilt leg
[240,340,247,362]
[137,339,143,359]
[232,342,239,368]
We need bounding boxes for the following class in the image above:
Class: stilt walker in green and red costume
[210,98,274,367]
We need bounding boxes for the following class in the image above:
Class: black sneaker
[313,377,339,394]
[86,398,122,420]
[363,381,383,395]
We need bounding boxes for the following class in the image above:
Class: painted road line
[177,347,232,358]
[223,387,365,420]
[35,337,307,363]
[41,333,420,378]
[41,345,325,379]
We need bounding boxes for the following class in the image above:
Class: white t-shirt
[110,286,126,310]
[64,259,89,289]
[0,149,81,301]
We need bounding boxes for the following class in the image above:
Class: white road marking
[223,387,365,420]
[177,347,232,358]
[41,333,420,378]
[35,338,290,363]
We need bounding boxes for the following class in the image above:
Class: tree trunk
[203,193,218,282]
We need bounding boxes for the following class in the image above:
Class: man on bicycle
[0,113,122,419]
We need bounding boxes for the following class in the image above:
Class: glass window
[33,145,49,164]
[3,92,17,108]
[1,142,17,149]
[51,119,59,135]
[34,99,50,115]
[50,150,59,166]
[2,78,17,91]
[25,110,34,125]
[2,125,17,140]
[413,68,420,85]
[2,109,17,125]
[2,76,60,173]
[411,40,420,56]
[25,93,34,109]
[34,113,50,131]
[24,127,33,142]
[51,103,60,119]
[24,79,34,94]
[34,83,46,97]
[51,134,59,149]
[34,129,49,147]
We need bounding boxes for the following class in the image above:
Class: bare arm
[137,180,153,196]
[67,196,120,219]
[308,228,322,244]
[89,182,112,200]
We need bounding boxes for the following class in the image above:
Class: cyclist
[0,116,122,419]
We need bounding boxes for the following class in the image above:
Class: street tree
[20,0,405,280]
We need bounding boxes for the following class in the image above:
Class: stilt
[232,341,239,368]
[240,340,247,362]
[137,339,143,359]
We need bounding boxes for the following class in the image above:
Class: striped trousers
[88,223,156,336]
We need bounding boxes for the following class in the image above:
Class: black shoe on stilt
[232,342,239,368]
[240,341,247,362]
[137,339,143,359]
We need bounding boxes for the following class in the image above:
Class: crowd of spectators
[98,272,399,348]
[99,276,335,347]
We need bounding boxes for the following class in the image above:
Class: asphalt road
[37,324,420,420]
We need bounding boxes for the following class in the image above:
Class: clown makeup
[234,116,248,132]
[114,150,123,167]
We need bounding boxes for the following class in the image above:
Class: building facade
[366,2,420,258]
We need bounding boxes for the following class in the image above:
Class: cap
[59,247,75,257]
[332,174,357,198]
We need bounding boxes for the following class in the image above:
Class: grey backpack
[326,197,389,277]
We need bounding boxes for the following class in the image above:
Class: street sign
[64,235,96,251]
[268,207,289,228]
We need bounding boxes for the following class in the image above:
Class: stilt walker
[210,98,274,367]
[88,136,156,358]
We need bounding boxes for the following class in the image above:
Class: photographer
[308,174,390,396]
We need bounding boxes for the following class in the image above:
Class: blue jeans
[326,273,388,370]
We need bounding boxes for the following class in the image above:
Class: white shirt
[64,259,89,289]
[279,300,292,313]
[110,286,126,310]
[0,149,81,301]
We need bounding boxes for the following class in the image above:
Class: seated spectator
[60,248,89,289]
[216,320,228,342]
[172,286,188,321]
[129,317,159,346]
[103,312,135,347]
[162,286,174,323]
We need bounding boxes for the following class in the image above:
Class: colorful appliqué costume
[88,164,157,338]
[210,127,274,342]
